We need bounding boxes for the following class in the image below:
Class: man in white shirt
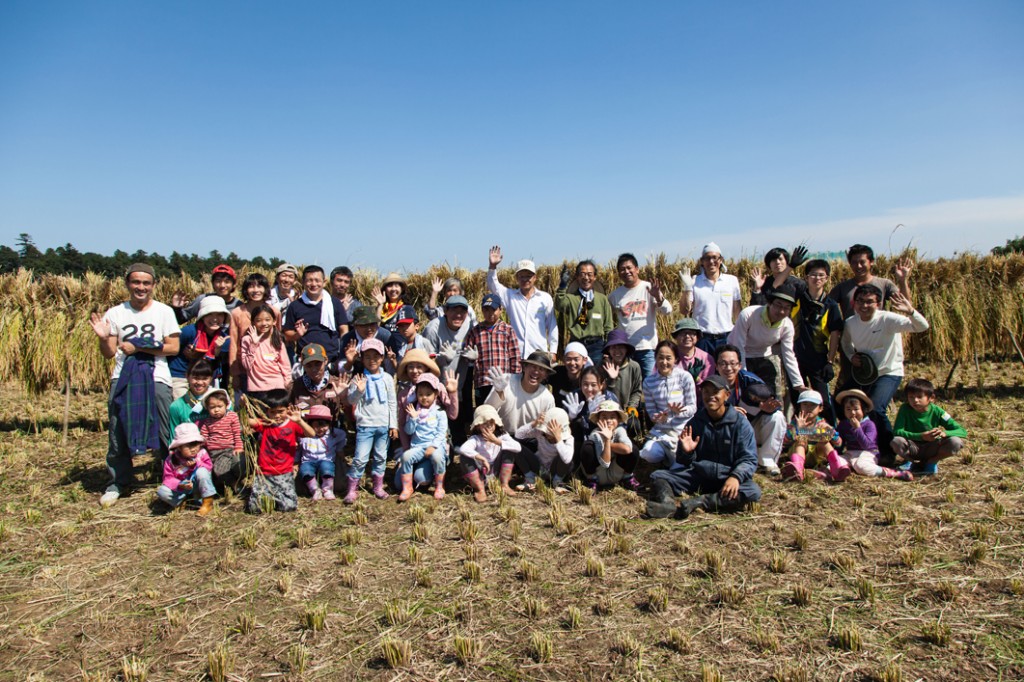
[727,286,807,397]
[486,246,558,361]
[90,263,181,508]
[607,252,671,378]
[679,242,743,356]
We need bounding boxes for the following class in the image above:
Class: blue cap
[396,304,418,324]
[444,295,469,309]
[481,293,502,309]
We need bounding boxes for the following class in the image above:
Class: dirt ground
[1,361,1022,681]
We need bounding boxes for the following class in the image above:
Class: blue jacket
[675,405,757,484]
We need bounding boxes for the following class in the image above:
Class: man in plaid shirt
[464,294,521,407]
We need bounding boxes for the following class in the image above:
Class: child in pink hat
[344,338,397,503]
[297,405,347,501]
[157,423,216,516]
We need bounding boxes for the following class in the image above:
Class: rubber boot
[646,479,677,519]
[371,474,389,500]
[781,452,806,482]
[674,496,705,520]
[398,473,415,502]
[197,497,215,517]
[465,470,487,503]
[433,474,446,500]
[306,477,323,501]
[698,492,746,514]
[321,477,336,500]
[881,467,914,481]
[498,462,516,496]
[826,451,851,483]
[343,476,360,504]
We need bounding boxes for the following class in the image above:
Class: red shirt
[251,420,302,476]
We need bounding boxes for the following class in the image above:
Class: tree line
[0,233,285,279]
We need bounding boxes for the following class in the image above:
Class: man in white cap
[486,245,558,362]
[678,242,743,356]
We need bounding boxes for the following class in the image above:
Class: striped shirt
[198,412,243,452]
[641,367,697,439]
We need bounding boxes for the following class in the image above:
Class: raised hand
[442,366,458,393]
[437,341,458,366]
[890,292,915,315]
[668,401,684,415]
[487,367,509,393]
[431,276,444,294]
[563,393,583,419]
[286,405,302,422]
[602,358,620,380]
[371,285,385,306]
[461,345,479,363]
[678,269,695,291]
[650,278,664,304]
[679,426,700,452]
[894,257,914,283]
[558,264,571,289]
[531,413,546,429]
[344,339,358,364]
[751,267,766,291]
[789,244,809,269]
[89,312,112,339]
[353,374,366,392]
[547,418,563,441]
[405,403,418,419]
[171,291,191,308]
[488,245,503,268]
[596,424,614,441]
[294,319,309,337]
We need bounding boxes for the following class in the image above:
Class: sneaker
[898,460,914,471]
[913,462,939,476]
[99,491,120,508]
[622,475,641,492]
[760,464,782,478]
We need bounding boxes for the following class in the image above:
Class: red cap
[211,264,236,281]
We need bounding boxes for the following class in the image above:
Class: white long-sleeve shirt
[727,305,804,389]
[641,367,697,439]
[486,270,558,358]
[841,309,929,378]
[608,281,672,351]
[515,424,574,469]
[483,375,555,434]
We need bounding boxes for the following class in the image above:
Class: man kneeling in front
[647,374,762,519]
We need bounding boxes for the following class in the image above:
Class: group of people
[89,242,968,519]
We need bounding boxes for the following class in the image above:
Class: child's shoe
[197,497,215,517]
[398,473,415,502]
[371,474,390,499]
[311,488,323,501]
[881,467,914,481]
[913,461,939,476]
[517,471,537,492]
[898,459,914,471]
[465,470,487,503]
[99,490,120,508]
[306,478,321,500]
[781,453,805,482]
[433,474,446,500]
[760,460,782,477]
[587,477,599,492]
[552,475,568,493]
[826,452,851,483]
[343,477,360,504]
[622,475,641,492]
[321,477,336,500]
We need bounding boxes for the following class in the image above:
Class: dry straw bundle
[2,251,1022,395]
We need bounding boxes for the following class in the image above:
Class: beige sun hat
[470,404,503,430]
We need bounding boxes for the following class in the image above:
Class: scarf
[576,289,594,328]
[300,292,335,333]
[301,372,331,394]
[363,370,387,403]
[381,300,402,322]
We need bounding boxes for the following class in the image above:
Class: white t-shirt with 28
[103,301,180,386]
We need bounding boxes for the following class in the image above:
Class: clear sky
[1,1,1022,272]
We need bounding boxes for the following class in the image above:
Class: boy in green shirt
[168,359,214,437]
[892,378,967,476]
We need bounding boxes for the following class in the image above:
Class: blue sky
[1,1,1022,272]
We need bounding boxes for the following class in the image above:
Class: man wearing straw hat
[90,263,181,508]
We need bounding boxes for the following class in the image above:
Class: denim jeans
[106,382,172,494]
[633,349,655,379]
[350,425,389,478]
[865,374,902,452]
[399,444,447,475]
[298,459,336,481]
[156,466,216,506]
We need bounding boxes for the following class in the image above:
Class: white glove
[587,394,605,414]
[461,346,479,363]
[679,269,695,292]
[437,341,458,366]
[563,393,583,420]
[487,367,509,393]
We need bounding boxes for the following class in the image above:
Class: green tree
[992,236,1024,255]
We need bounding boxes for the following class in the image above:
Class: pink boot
[826,452,851,483]
[781,453,805,482]
[321,477,336,501]
[371,474,389,500]
[882,467,914,481]
[433,474,446,500]
[343,476,360,504]
[398,473,415,502]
